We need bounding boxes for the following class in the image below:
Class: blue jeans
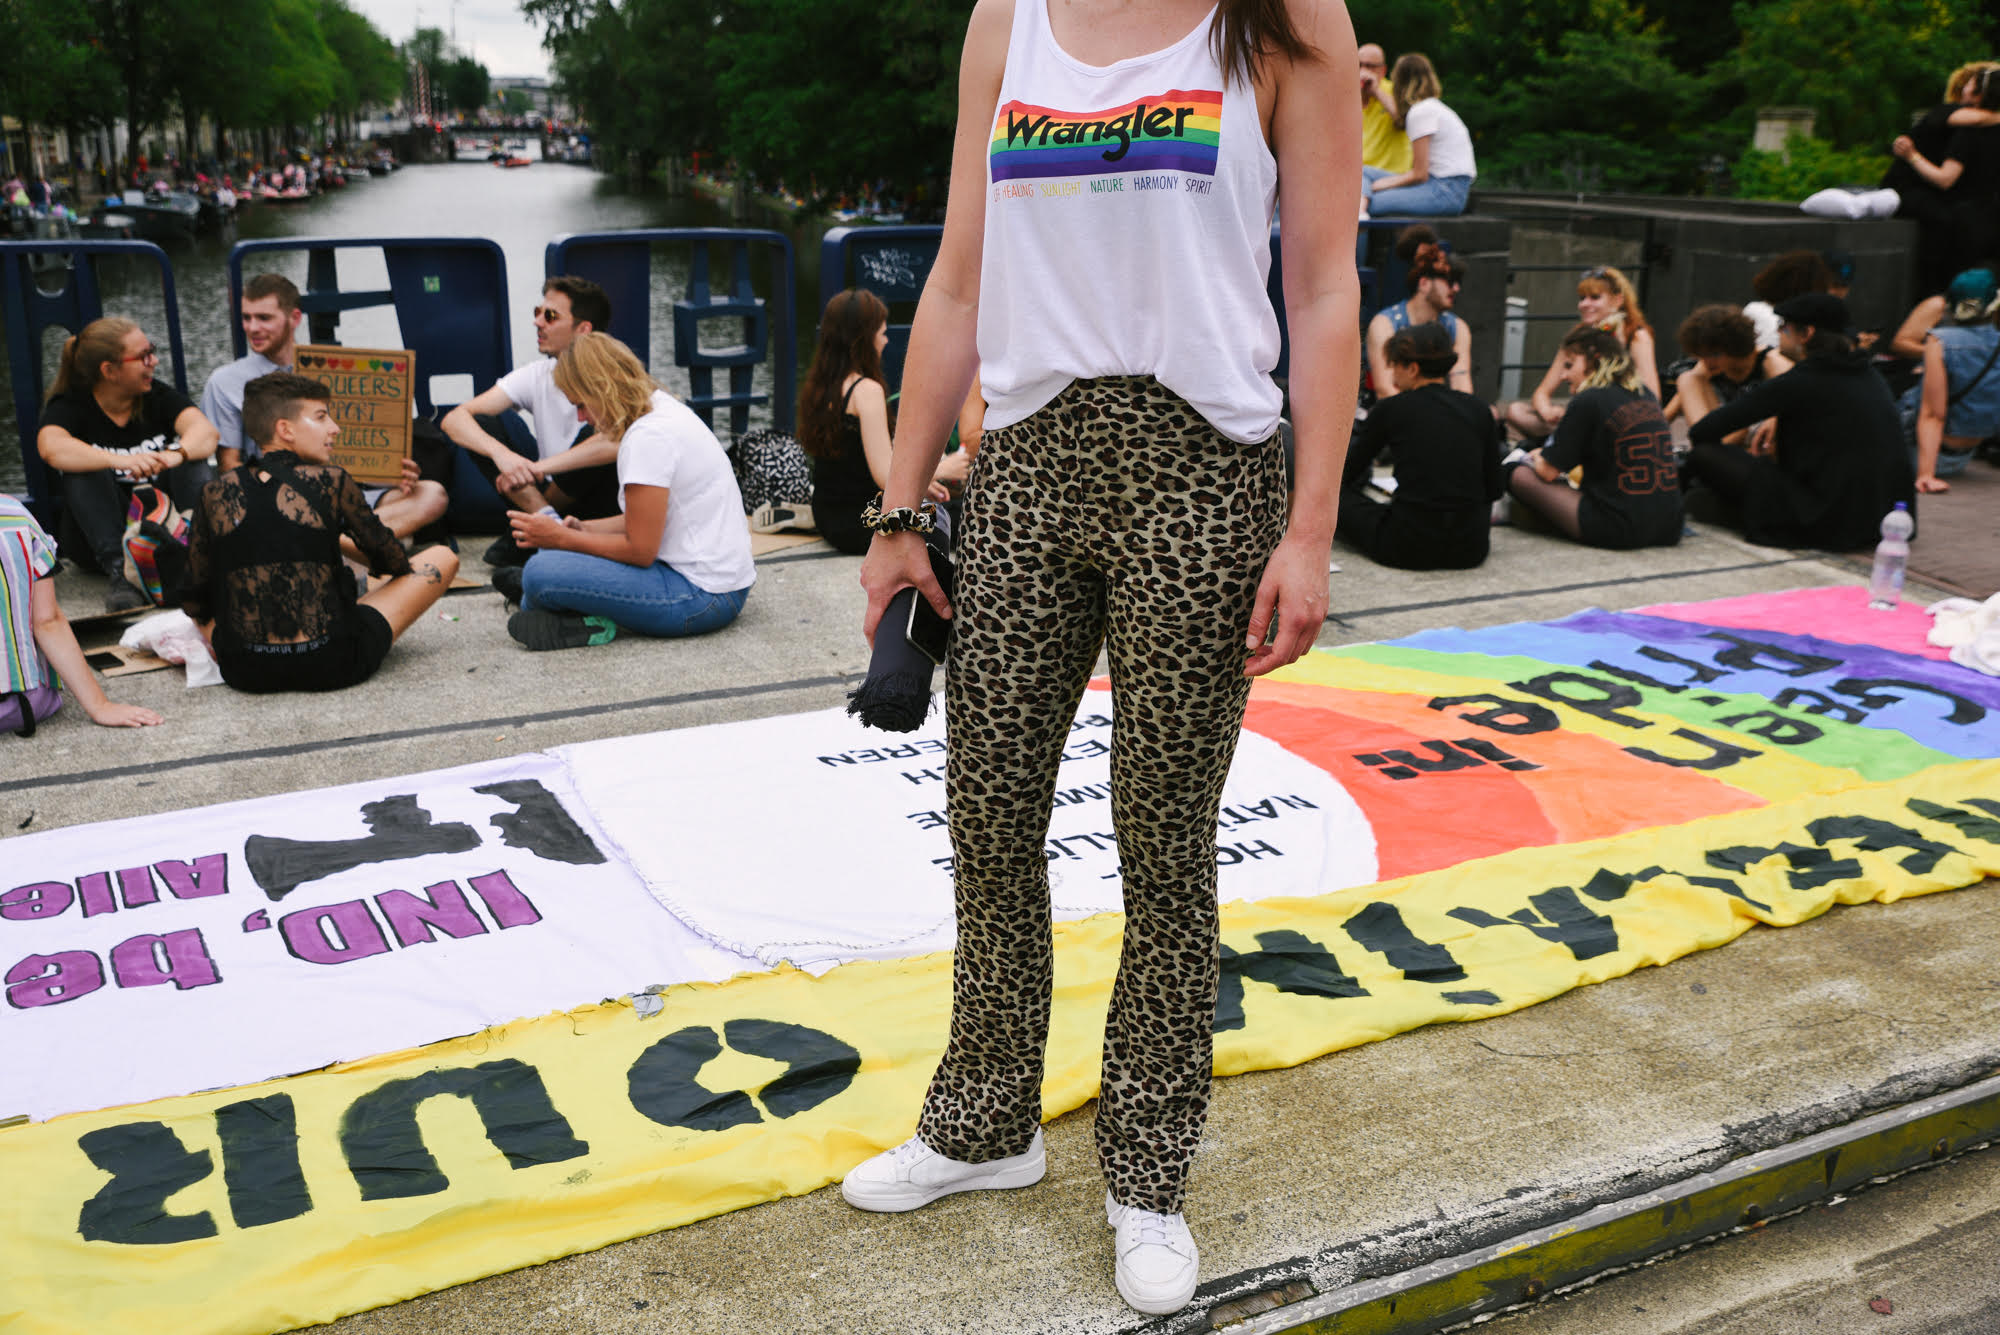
[1363,166,1472,217]
[521,551,749,637]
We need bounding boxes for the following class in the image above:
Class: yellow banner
[4,761,1998,1335]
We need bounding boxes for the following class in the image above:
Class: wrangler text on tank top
[990,89,1222,185]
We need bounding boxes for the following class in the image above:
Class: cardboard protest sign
[294,346,415,485]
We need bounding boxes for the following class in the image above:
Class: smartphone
[905,540,956,667]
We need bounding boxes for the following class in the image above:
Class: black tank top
[813,378,876,507]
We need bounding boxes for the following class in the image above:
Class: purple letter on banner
[0,882,74,921]
[109,930,224,991]
[4,950,106,1008]
[279,900,392,966]
[155,855,229,901]
[377,880,490,947]
[467,871,543,929]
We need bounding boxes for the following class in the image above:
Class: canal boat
[85,192,199,242]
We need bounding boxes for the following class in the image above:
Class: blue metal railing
[546,229,797,436]
[818,226,944,394]
[2,240,188,519]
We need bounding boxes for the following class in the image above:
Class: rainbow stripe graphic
[989,88,1222,182]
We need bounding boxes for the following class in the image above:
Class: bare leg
[371,480,449,539]
[1502,400,1560,441]
[358,545,459,641]
[1506,466,1585,540]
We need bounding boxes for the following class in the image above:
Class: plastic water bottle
[1867,503,1913,610]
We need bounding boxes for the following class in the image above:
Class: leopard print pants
[915,376,1289,1214]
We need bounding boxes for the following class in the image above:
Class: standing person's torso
[978,0,1282,444]
[497,358,589,460]
[41,384,191,462]
[1934,323,2000,436]
[1947,124,2000,206]
[1546,384,1681,545]
[1403,99,1476,179]
[615,390,756,593]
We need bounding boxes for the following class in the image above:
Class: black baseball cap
[1773,292,1851,332]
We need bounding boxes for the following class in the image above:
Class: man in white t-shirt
[440,275,621,566]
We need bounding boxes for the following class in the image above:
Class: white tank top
[977,0,1282,444]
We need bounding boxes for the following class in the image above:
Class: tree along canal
[2,161,837,496]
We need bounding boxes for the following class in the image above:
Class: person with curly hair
[1364,223,1471,397]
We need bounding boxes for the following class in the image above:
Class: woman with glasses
[35,317,218,612]
[1502,264,1657,442]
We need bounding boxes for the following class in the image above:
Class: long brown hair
[1577,265,1650,345]
[47,317,140,400]
[799,288,890,461]
[1210,0,1317,88]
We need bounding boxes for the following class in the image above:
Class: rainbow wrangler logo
[989,88,1221,182]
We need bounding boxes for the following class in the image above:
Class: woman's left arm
[513,483,666,567]
[1630,326,1660,399]
[1247,0,1361,677]
[171,404,220,462]
[1369,132,1429,193]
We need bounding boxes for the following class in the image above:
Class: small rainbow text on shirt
[989,88,1221,182]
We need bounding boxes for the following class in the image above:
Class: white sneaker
[1106,1191,1200,1314]
[840,1130,1046,1212]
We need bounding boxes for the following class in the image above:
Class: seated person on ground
[180,373,458,693]
[1669,305,1791,448]
[1,493,162,732]
[1909,284,2000,493]
[1366,225,1471,398]
[1883,267,1995,397]
[439,275,622,567]
[1361,53,1475,218]
[1683,294,1916,551]
[1505,324,1682,551]
[500,332,754,651]
[1339,323,1502,571]
[1741,250,1834,356]
[797,288,965,555]
[35,317,219,612]
[201,272,446,548]
[1503,265,1658,440]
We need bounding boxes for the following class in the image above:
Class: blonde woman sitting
[504,332,754,651]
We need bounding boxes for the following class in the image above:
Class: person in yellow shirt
[1360,44,1412,174]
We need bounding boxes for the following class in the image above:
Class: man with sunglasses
[35,317,218,611]
[439,275,620,568]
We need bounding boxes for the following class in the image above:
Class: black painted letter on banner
[1215,930,1368,1033]
[471,780,608,865]
[1342,902,1466,982]
[215,1095,313,1229]
[76,1122,218,1244]
[1448,886,1620,960]
[245,795,481,901]
[339,1060,589,1200]
[628,1021,861,1130]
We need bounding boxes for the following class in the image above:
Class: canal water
[1,161,839,495]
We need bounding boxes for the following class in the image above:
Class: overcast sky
[348,0,552,81]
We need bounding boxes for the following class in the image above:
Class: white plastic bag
[120,609,224,688]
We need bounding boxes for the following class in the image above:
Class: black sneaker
[104,577,150,614]
[507,609,617,651]
[483,532,531,568]
[491,565,524,606]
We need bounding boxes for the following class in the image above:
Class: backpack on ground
[122,482,191,606]
[727,428,815,515]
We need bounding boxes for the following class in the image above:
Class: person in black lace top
[181,373,459,693]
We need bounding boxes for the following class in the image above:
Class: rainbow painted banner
[989,89,1223,181]
[2,589,1997,1335]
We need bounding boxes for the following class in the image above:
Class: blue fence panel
[818,226,943,394]
[1,240,187,518]
[227,237,512,419]
[545,229,797,437]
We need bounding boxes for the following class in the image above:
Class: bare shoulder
[847,377,889,409]
[964,0,1014,55]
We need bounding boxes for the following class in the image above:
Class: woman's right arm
[1890,298,1943,361]
[1915,336,1953,493]
[35,422,167,477]
[859,0,1011,642]
[1528,357,1566,423]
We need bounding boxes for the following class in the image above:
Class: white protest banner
[1,755,757,1122]
[560,690,1379,971]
